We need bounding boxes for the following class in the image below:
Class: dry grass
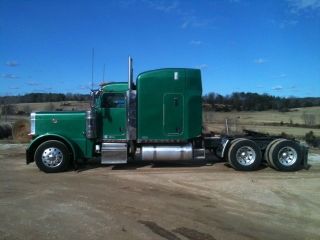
[1,104,319,139]
[12,119,30,143]
[13,101,90,112]
[204,106,320,138]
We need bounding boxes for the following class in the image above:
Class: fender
[26,134,77,165]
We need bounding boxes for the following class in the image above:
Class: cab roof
[101,82,128,92]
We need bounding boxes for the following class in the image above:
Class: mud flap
[301,145,309,170]
[26,148,33,164]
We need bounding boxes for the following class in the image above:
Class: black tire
[264,139,284,167]
[35,140,70,173]
[223,138,245,161]
[227,139,262,171]
[268,139,302,171]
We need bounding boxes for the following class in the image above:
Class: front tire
[35,140,70,173]
[227,139,262,171]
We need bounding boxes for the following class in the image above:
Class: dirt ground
[0,144,320,240]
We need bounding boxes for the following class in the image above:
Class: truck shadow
[114,160,216,170]
[75,154,268,172]
[76,160,218,172]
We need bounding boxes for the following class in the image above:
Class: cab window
[102,93,126,108]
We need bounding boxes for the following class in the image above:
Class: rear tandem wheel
[268,139,302,171]
[227,139,262,171]
[264,139,284,167]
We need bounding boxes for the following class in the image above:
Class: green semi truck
[26,57,308,173]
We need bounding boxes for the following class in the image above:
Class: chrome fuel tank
[141,144,193,161]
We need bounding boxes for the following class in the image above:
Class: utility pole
[4,95,8,122]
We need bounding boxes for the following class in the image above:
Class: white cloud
[273,73,288,78]
[119,0,137,7]
[279,19,298,28]
[120,0,179,12]
[195,64,208,69]
[121,0,213,29]
[279,73,287,78]
[288,0,320,11]
[254,58,268,64]
[272,85,283,91]
[1,73,19,79]
[272,85,297,91]
[5,60,19,67]
[181,15,212,29]
[9,86,20,90]
[79,82,100,90]
[189,40,203,46]
[155,1,178,12]
[26,81,40,86]
[142,0,179,13]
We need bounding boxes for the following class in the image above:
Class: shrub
[305,131,319,147]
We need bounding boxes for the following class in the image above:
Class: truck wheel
[223,138,245,161]
[264,139,283,167]
[268,139,302,171]
[35,140,70,173]
[228,139,262,171]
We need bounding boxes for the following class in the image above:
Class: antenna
[91,48,94,90]
[102,64,105,82]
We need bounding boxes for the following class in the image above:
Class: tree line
[0,92,320,112]
[203,92,320,112]
[0,93,90,104]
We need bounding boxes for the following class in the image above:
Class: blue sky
[0,0,319,97]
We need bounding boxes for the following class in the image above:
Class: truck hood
[32,111,86,139]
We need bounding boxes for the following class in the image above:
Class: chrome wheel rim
[42,147,63,168]
[278,147,297,166]
[236,146,256,166]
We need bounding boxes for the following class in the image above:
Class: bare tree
[301,112,316,126]
[22,105,32,114]
[45,102,55,111]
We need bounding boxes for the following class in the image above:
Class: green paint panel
[101,108,126,139]
[164,93,183,135]
[101,82,128,92]
[34,112,88,157]
[137,68,202,141]
[99,89,127,140]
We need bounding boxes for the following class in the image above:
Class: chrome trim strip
[30,112,36,135]
[221,139,230,158]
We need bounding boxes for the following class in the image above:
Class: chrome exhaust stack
[127,56,136,141]
[128,56,133,90]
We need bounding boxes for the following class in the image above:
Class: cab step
[101,143,128,164]
[194,148,206,160]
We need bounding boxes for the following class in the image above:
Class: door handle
[174,97,178,106]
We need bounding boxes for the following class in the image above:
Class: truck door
[101,92,127,140]
[164,93,183,136]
